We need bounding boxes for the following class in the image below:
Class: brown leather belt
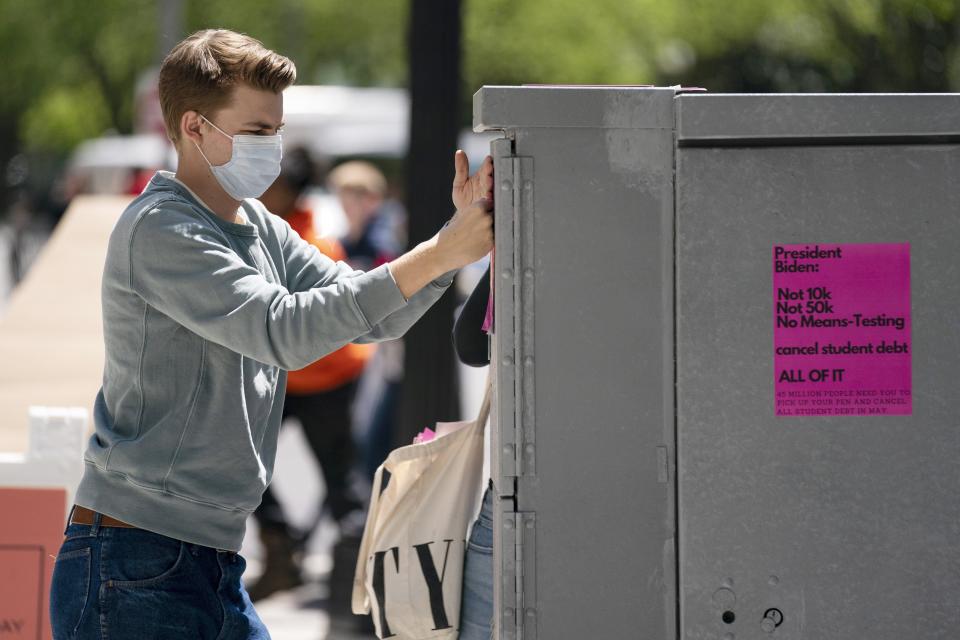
[70,505,138,529]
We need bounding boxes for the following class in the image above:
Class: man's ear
[180,111,204,146]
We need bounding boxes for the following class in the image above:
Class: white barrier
[0,407,86,514]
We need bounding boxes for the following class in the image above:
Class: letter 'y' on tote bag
[352,375,492,639]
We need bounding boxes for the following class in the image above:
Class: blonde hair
[328,161,388,197]
[158,29,296,144]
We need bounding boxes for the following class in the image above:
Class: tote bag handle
[476,371,493,431]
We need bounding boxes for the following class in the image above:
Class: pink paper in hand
[481,292,493,334]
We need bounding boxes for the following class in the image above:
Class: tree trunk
[396,0,463,447]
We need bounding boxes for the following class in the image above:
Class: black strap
[452,264,491,367]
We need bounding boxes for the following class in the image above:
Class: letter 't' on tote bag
[352,379,491,639]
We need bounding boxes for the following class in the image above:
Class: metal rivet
[525,609,536,618]
[501,180,512,192]
[761,618,776,633]
[524,268,534,279]
[502,356,513,366]
[523,181,533,191]
[768,575,780,586]
[525,444,535,454]
[503,445,513,455]
[502,269,513,279]
[526,519,535,529]
[524,356,534,366]
[505,519,515,530]
[504,607,515,618]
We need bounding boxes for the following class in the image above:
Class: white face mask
[194,115,283,201]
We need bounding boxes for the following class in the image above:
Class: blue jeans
[459,484,494,640]
[49,512,269,639]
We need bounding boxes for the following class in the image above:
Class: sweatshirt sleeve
[129,206,408,370]
[278,217,366,291]
[278,216,458,344]
[352,267,457,343]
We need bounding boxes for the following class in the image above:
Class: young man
[49,29,493,640]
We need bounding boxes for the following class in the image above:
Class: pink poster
[773,243,911,417]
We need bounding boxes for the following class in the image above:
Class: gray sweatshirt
[75,171,455,551]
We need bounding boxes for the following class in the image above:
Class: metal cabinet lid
[476,87,960,143]
[473,85,677,131]
[676,93,960,145]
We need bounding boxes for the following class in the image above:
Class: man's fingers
[480,156,493,179]
[482,156,494,197]
[474,197,494,212]
[453,149,469,186]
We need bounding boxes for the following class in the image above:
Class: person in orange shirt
[250,146,375,602]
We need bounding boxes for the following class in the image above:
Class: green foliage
[1,0,409,156]
[180,0,407,86]
[0,0,156,152]
[3,0,960,157]
[658,0,960,92]
[463,0,960,94]
[20,84,112,153]
[464,0,665,87]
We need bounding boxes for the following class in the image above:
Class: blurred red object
[0,487,66,640]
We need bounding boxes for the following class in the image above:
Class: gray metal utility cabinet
[473,86,960,640]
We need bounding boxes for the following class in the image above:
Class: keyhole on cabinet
[763,608,784,627]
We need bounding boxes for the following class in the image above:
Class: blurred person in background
[7,189,33,286]
[326,160,407,628]
[327,161,407,483]
[249,147,376,605]
[329,160,404,272]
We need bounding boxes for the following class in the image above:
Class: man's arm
[275,197,492,343]
[284,150,493,300]
[363,150,495,339]
[351,198,492,342]
[129,198,492,370]
[129,205,406,371]
[389,198,494,298]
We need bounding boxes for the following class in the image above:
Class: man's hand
[388,199,493,300]
[436,198,494,271]
[387,152,495,301]
[452,150,494,212]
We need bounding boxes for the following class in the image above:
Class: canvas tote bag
[352,377,492,639]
